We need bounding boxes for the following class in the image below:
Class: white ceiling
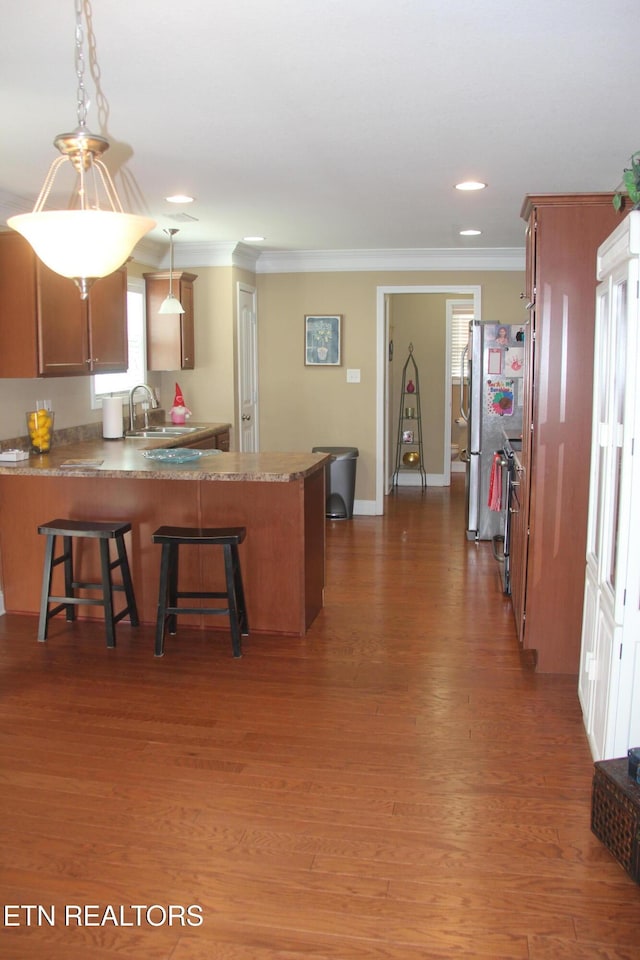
[2,0,640,265]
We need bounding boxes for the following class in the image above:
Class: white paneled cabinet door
[579,211,640,760]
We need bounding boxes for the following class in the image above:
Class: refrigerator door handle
[459,344,469,422]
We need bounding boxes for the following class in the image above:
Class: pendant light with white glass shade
[7,0,155,299]
[158,228,185,315]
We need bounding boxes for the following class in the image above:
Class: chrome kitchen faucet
[128,384,159,431]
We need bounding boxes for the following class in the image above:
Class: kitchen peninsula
[0,424,329,638]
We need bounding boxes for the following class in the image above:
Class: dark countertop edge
[0,464,325,482]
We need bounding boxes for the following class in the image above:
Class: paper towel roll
[102,397,124,439]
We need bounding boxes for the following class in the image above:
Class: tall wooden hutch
[511,194,620,673]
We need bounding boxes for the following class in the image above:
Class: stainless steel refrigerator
[461,320,525,541]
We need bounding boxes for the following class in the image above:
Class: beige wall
[256,272,378,497]
[256,270,525,503]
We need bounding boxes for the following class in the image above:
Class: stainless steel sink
[125,426,200,439]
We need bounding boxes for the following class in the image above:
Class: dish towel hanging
[488,453,502,511]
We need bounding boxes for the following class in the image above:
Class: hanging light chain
[164,228,179,297]
[74,0,88,129]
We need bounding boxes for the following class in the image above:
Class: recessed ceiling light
[165,194,195,204]
[455,181,487,191]
[460,229,482,236]
[243,235,265,242]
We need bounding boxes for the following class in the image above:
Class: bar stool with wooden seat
[37,518,139,648]
[151,525,248,659]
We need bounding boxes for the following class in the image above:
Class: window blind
[451,304,474,380]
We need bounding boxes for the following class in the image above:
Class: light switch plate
[346,368,361,383]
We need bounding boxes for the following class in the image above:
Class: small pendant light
[158,228,185,315]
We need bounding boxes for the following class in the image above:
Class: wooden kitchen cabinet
[213,429,229,451]
[187,430,230,451]
[512,194,621,673]
[0,231,128,378]
[144,271,197,370]
[38,264,127,376]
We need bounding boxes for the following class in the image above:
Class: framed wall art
[305,314,341,366]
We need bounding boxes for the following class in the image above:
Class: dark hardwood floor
[1,477,638,959]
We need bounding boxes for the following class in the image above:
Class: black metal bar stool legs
[152,526,248,659]
[37,519,139,647]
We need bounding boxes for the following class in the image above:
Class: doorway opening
[376,284,482,513]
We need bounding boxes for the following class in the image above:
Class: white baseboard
[348,469,462,517]
[353,498,377,516]
[0,589,5,616]
[393,472,447,487]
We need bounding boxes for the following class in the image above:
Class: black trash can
[312,446,359,519]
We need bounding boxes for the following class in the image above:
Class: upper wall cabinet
[144,271,197,371]
[0,231,128,378]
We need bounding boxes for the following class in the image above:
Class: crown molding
[254,246,526,273]
[130,235,166,268]
[132,242,526,273]
[134,240,263,272]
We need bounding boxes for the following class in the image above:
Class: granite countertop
[0,422,330,482]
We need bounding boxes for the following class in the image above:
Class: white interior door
[237,283,259,452]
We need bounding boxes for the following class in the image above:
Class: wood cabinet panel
[0,232,40,378]
[36,264,88,374]
[0,231,128,377]
[144,271,197,370]
[0,470,324,637]
[513,194,621,673]
[185,429,230,451]
[178,277,195,369]
[186,436,218,450]
[87,268,128,373]
[214,430,229,451]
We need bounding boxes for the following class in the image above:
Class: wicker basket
[591,758,640,883]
